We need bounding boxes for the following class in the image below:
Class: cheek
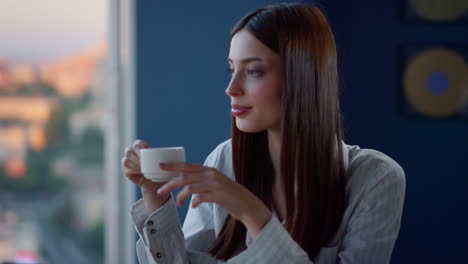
[252,81,282,109]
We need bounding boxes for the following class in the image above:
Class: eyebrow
[228,57,264,64]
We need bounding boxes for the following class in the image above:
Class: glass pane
[0,1,108,263]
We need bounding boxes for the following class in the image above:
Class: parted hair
[209,3,347,261]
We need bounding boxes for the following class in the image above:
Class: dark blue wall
[325,1,468,263]
[135,1,468,263]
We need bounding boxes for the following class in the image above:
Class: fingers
[127,173,144,185]
[122,148,140,173]
[159,162,206,173]
[191,193,215,208]
[122,139,149,172]
[157,172,206,196]
[125,147,140,165]
[121,158,138,172]
[121,140,151,186]
[155,165,223,208]
[132,139,150,149]
[175,182,217,206]
[122,141,147,181]
[132,140,150,157]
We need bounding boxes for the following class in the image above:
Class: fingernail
[157,187,164,194]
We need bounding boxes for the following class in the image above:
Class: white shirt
[130,139,406,263]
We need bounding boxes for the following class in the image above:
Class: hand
[121,140,170,205]
[121,140,157,188]
[156,162,272,238]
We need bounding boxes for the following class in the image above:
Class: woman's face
[226,29,283,133]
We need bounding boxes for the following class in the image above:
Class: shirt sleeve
[228,214,312,264]
[131,195,187,264]
[226,159,406,264]
[130,143,225,264]
[131,194,221,264]
[337,161,406,263]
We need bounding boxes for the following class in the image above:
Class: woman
[122,3,406,263]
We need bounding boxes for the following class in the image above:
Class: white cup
[140,147,186,182]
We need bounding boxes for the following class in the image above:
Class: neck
[267,129,282,183]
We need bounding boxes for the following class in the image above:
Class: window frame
[105,0,136,263]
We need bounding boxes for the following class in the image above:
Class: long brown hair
[209,3,346,261]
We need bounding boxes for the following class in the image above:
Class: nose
[225,76,244,97]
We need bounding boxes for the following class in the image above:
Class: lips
[231,104,252,117]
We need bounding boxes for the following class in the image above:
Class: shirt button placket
[146,220,157,234]
[147,220,161,258]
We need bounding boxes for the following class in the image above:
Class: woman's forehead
[228,30,278,64]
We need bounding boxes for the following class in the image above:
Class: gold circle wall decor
[403,48,468,118]
[409,0,468,22]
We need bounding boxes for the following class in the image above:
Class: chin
[235,119,265,133]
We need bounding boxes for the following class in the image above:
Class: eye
[227,67,234,75]
[247,69,263,77]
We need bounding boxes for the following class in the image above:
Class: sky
[0,0,107,62]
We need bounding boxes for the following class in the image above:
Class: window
[0,0,135,263]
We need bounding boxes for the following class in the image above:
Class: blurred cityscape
[0,41,108,263]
